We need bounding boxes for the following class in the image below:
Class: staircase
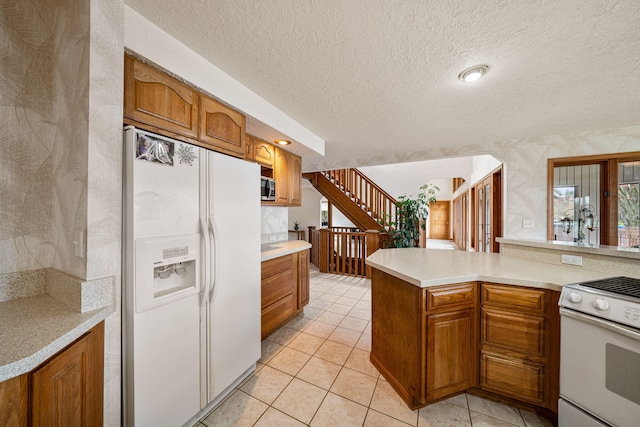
[305,168,397,231]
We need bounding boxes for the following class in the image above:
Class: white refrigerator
[122,126,261,426]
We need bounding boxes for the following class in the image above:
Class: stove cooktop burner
[578,276,640,299]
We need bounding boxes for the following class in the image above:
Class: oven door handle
[561,307,640,341]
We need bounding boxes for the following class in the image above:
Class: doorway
[429,201,450,240]
[471,167,502,253]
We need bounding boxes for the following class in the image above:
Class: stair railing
[308,226,389,278]
[321,169,397,228]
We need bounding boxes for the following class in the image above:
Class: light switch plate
[522,218,534,228]
[561,254,582,266]
[74,230,84,258]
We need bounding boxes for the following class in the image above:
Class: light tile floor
[196,266,554,427]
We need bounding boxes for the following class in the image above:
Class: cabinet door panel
[253,139,275,168]
[199,95,246,158]
[124,55,199,138]
[297,250,310,309]
[288,154,302,206]
[482,308,546,356]
[274,148,290,205]
[30,323,104,427]
[0,375,28,427]
[426,309,476,401]
[481,351,545,405]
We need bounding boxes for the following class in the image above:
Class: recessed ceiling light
[275,140,291,146]
[458,65,489,82]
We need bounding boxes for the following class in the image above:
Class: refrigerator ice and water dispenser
[134,233,201,313]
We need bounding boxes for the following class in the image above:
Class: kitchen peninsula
[365,248,610,420]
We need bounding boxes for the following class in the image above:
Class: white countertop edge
[0,304,114,382]
[365,261,564,292]
[498,238,640,260]
[261,240,312,262]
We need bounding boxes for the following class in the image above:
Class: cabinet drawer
[481,308,545,356]
[480,351,545,405]
[426,283,475,311]
[261,270,294,308]
[262,254,294,279]
[482,284,546,313]
[261,295,295,339]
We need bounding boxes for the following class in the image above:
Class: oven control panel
[560,285,640,329]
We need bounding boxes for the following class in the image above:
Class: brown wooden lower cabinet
[426,308,476,401]
[370,269,560,420]
[0,322,104,427]
[261,250,310,339]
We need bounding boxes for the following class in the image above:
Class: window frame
[547,151,640,246]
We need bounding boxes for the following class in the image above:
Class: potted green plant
[381,184,438,248]
[293,221,300,231]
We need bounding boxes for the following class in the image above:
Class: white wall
[428,178,453,201]
[331,206,357,228]
[470,154,503,185]
[288,186,323,232]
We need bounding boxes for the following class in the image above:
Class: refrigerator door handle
[199,217,211,298]
[207,216,217,302]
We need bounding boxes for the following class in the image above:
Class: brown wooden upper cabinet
[198,94,246,158]
[274,148,290,205]
[288,153,302,206]
[248,135,302,207]
[124,54,247,159]
[253,138,276,168]
[124,55,199,139]
[274,147,302,207]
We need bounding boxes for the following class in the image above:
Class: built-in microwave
[261,176,275,201]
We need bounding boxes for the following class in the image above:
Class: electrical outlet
[561,254,582,266]
[522,218,535,228]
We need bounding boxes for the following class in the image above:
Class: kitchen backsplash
[261,206,288,244]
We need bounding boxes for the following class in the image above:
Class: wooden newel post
[365,230,381,279]
[319,228,330,273]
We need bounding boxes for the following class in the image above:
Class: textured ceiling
[125,0,640,171]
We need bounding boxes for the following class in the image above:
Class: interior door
[430,201,450,240]
[473,168,502,253]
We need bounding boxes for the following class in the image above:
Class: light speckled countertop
[261,240,312,262]
[0,294,113,382]
[366,248,612,290]
[497,238,640,260]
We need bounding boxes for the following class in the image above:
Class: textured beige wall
[0,0,124,423]
[1,0,58,274]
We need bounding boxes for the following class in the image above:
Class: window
[618,161,640,248]
[547,152,640,247]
